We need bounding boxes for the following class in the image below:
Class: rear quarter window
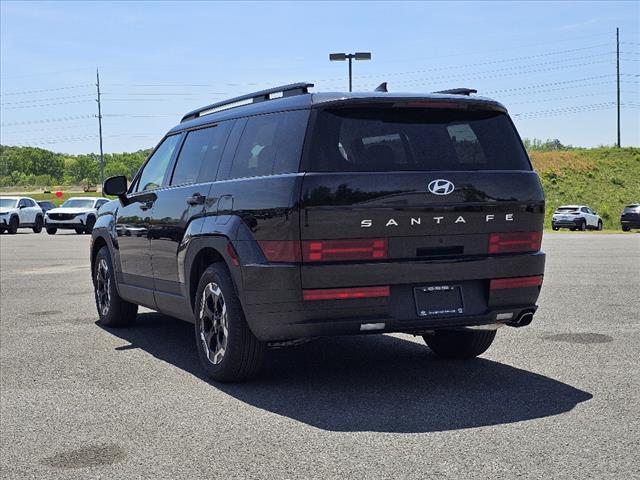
[223,110,309,180]
[304,107,531,172]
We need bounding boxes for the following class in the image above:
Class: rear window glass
[305,107,530,172]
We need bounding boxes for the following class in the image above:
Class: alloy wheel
[199,282,228,365]
[95,258,111,316]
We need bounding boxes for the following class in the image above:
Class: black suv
[92,83,546,382]
[620,203,640,231]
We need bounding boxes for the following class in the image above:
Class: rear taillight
[303,286,390,301]
[257,240,301,262]
[302,238,388,262]
[488,232,542,254]
[257,238,389,263]
[490,275,543,290]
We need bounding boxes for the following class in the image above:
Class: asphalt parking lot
[1,231,638,479]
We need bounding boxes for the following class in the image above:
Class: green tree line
[0,145,151,187]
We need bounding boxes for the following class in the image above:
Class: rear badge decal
[428,179,455,195]
[360,214,514,228]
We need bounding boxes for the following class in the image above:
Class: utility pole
[616,28,621,148]
[96,68,105,185]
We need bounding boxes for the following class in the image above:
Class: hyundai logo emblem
[428,179,455,195]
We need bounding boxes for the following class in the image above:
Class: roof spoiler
[181,82,314,123]
[434,88,477,96]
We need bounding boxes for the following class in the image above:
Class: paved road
[1,231,638,479]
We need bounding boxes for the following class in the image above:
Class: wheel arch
[183,235,243,318]
[91,235,108,272]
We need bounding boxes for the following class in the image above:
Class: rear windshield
[556,207,579,212]
[305,107,531,172]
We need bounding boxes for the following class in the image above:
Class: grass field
[530,147,639,230]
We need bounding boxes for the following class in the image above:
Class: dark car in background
[620,204,640,231]
[37,201,56,214]
[90,83,546,382]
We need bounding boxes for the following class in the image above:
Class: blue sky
[1,0,638,154]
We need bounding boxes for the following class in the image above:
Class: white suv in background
[551,205,603,231]
[0,196,44,234]
[45,197,109,235]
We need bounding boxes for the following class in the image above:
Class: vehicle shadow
[100,312,592,433]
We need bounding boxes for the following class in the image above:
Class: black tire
[7,216,19,234]
[46,227,57,235]
[579,220,586,231]
[75,227,85,234]
[93,246,138,327]
[597,220,603,231]
[0,227,5,234]
[32,216,43,233]
[194,263,265,382]
[84,216,96,234]
[622,225,631,232]
[552,226,559,231]
[423,329,496,359]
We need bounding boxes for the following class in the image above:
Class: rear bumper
[552,219,581,228]
[240,252,545,341]
[620,216,640,228]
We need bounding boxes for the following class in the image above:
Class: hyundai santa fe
[91,83,546,382]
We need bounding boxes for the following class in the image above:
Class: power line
[1,114,95,127]
[345,51,615,83]
[353,60,615,90]
[0,94,95,106]
[0,84,93,97]
[507,91,634,105]
[371,32,615,65]
[2,99,94,110]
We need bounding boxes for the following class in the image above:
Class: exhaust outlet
[507,310,534,328]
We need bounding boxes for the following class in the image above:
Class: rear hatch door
[300,103,544,268]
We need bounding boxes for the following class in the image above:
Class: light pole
[329,52,371,92]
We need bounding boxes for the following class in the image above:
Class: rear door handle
[186,193,206,206]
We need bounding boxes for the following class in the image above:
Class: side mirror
[19,204,26,209]
[103,175,129,204]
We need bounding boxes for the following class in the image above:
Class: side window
[133,135,181,193]
[581,207,589,213]
[95,199,108,208]
[227,110,308,180]
[24,199,36,207]
[18,199,27,208]
[171,122,232,186]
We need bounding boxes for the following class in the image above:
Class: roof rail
[434,88,477,96]
[181,82,314,123]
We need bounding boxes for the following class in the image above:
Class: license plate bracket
[414,285,464,317]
